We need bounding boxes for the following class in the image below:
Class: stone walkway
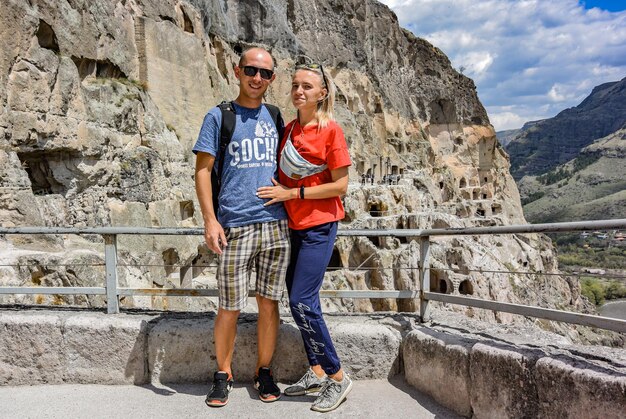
[0,376,461,419]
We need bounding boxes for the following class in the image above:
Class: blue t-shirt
[193,103,288,228]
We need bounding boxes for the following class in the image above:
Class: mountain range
[504,77,626,181]
[501,77,626,223]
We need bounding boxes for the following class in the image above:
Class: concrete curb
[2,309,625,418]
[402,328,473,417]
[0,310,402,386]
[402,327,626,418]
[469,343,541,418]
[0,311,151,385]
[535,357,626,418]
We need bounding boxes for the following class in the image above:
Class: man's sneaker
[284,368,327,396]
[253,367,281,402]
[311,373,353,413]
[205,371,233,407]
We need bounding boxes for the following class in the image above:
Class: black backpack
[211,101,284,214]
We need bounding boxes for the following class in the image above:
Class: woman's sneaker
[205,371,234,407]
[311,373,353,413]
[284,368,327,396]
[254,367,281,402]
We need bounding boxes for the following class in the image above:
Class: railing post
[104,234,119,314]
[419,236,431,322]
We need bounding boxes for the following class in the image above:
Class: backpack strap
[217,101,236,179]
[263,103,284,179]
[263,103,284,141]
[212,101,236,213]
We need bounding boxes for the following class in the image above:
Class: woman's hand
[257,178,296,206]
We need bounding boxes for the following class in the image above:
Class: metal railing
[1,219,625,333]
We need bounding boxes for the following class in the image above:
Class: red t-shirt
[278,119,352,230]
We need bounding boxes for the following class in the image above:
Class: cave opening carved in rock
[181,8,194,33]
[369,203,383,217]
[36,20,59,52]
[367,236,381,248]
[17,151,75,196]
[459,279,474,295]
[71,57,126,80]
[429,270,453,294]
[327,246,342,271]
[191,245,217,279]
[179,200,194,220]
[428,98,457,125]
[162,248,179,278]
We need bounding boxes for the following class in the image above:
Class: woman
[257,61,352,413]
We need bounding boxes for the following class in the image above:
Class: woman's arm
[257,166,349,206]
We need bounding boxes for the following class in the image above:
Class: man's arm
[195,152,227,254]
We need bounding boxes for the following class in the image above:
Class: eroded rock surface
[0,0,612,344]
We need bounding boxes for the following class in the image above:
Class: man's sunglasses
[295,63,328,87]
[242,65,274,80]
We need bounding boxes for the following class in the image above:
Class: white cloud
[489,112,535,132]
[379,0,626,131]
[523,67,539,76]
[454,51,495,80]
[547,84,572,102]
[487,103,550,130]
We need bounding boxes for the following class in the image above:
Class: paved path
[0,377,460,419]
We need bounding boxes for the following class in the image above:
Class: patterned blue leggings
[286,221,341,375]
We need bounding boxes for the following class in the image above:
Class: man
[193,47,289,407]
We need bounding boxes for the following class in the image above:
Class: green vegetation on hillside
[521,191,545,205]
[537,152,602,185]
[538,167,570,185]
[580,277,626,306]
[520,130,626,224]
[556,233,626,305]
[572,151,601,172]
[555,237,626,269]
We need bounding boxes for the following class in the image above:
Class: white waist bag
[280,124,327,180]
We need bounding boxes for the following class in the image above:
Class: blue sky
[379,0,626,130]
[582,0,626,12]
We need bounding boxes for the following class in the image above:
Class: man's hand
[256,178,295,206]
[205,219,227,255]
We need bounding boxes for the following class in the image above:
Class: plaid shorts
[217,219,290,310]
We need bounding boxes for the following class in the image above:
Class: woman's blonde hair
[295,64,335,129]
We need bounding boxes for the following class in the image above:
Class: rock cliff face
[506,77,626,180]
[0,0,608,343]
